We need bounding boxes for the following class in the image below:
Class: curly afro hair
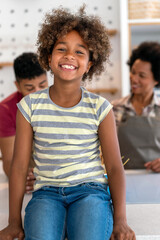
[128,41,160,87]
[14,52,46,82]
[37,5,111,81]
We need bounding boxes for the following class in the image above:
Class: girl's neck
[49,83,82,108]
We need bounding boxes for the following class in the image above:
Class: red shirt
[0,91,23,137]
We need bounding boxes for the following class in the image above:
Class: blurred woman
[112,42,160,172]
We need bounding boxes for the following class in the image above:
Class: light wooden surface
[87,87,118,94]
[0,62,13,68]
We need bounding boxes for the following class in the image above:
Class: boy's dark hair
[37,6,111,81]
[14,52,46,82]
[127,41,160,87]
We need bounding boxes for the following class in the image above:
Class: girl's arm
[98,109,135,239]
[0,109,33,240]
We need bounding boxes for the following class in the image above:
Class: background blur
[0,0,160,101]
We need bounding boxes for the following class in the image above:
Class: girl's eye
[76,50,84,55]
[57,48,66,52]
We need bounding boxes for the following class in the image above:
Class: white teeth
[61,65,75,69]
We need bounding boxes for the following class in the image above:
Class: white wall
[0,0,121,101]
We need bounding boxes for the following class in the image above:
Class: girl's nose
[64,51,75,60]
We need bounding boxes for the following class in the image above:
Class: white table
[125,170,160,239]
[1,165,160,239]
[125,169,160,204]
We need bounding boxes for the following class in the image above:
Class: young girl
[0,6,135,240]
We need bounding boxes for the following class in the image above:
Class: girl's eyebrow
[56,41,87,50]
[56,41,66,45]
[78,44,87,50]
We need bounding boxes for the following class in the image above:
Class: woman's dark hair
[37,6,111,81]
[127,41,160,87]
[14,52,46,82]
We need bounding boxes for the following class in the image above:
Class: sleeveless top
[17,87,112,190]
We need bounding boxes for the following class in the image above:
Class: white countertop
[0,163,160,238]
[125,169,160,238]
[125,169,160,204]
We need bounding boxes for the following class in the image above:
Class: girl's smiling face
[48,30,92,83]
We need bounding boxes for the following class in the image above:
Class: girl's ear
[86,61,92,73]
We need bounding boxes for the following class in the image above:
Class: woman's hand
[0,223,24,240]
[25,168,36,194]
[26,168,36,193]
[144,159,160,172]
[110,220,136,240]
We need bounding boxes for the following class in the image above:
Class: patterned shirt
[17,87,112,190]
[112,92,160,127]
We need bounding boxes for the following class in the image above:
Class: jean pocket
[85,182,107,191]
[40,186,53,191]
[85,182,111,198]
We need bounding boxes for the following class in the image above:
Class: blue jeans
[24,182,113,240]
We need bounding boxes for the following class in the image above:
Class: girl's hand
[0,224,24,240]
[110,220,136,240]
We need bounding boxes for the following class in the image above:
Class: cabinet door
[129,22,160,53]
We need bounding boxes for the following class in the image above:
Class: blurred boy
[0,52,48,180]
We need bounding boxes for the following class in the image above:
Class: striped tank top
[17,87,112,190]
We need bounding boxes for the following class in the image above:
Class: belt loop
[62,187,65,196]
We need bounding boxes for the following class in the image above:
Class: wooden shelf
[128,19,160,25]
[107,29,117,36]
[87,88,118,94]
[0,62,13,68]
